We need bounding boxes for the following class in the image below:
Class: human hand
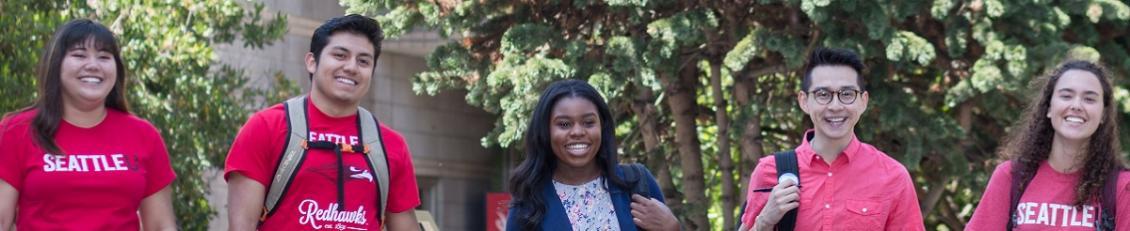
[630,194,679,231]
[738,221,751,231]
[756,178,799,228]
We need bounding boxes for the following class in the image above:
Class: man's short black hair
[801,47,866,91]
[308,14,384,78]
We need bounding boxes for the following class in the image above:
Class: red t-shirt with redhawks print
[224,99,420,230]
[0,109,176,230]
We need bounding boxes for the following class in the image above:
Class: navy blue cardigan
[505,165,666,231]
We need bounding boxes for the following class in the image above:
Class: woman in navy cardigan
[506,80,679,231]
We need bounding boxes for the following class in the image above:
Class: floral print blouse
[553,177,621,231]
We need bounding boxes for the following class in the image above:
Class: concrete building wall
[206,1,500,230]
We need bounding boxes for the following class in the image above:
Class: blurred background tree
[0,0,296,229]
[342,0,1130,230]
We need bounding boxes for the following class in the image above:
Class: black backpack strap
[1007,167,1024,231]
[620,163,653,198]
[774,150,799,231]
[737,200,748,230]
[1097,168,1121,231]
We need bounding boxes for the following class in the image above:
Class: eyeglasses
[807,88,861,105]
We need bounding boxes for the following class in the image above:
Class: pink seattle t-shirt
[966,161,1130,230]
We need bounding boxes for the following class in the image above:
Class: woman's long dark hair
[508,79,630,230]
[19,19,130,155]
[1000,60,1123,206]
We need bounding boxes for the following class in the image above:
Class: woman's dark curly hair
[1000,60,1124,206]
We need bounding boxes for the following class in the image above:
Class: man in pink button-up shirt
[739,48,925,231]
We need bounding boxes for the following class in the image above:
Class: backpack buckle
[340,142,355,153]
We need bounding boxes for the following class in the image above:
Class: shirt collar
[795,129,862,166]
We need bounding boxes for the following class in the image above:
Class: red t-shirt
[0,109,176,230]
[966,161,1130,230]
[224,100,420,230]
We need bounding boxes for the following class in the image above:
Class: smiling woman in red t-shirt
[0,19,177,230]
[966,61,1130,231]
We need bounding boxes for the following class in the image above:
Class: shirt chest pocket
[841,199,889,230]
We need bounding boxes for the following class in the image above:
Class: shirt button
[862,208,868,212]
[827,172,833,177]
[824,204,830,209]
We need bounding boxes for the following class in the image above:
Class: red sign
[487,193,512,231]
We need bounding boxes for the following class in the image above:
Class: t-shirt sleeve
[884,166,925,231]
[0,119,27,190]
[382,127,421,213]
[224,113,275,186]
[143,123,176,196]
[739,156,778,225]
[965,161,1014,231]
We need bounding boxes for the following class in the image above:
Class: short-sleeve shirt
[740,130,925,231]
[224,99,420,230]
[0,109,176,230]
[965,161,1130,230]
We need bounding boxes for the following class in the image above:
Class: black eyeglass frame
[805,88,863,105]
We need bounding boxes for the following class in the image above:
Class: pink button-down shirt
[740,130,925,230]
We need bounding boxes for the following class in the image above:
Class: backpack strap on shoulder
[774,150,799,231]
[1008,166,1026,230]
[357,106,391,223]
[620,163,653,198]
[263,96,311,220]
[1097,168,1121,231]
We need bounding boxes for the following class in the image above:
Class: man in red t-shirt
[225,14,421,231]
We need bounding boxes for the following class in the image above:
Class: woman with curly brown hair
[966,60,1130,231]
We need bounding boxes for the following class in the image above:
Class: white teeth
[79,77,102,83]
[335,77,357,85]
[1065,116,1085,123]
[566,144,589,150]
[827,117,846,122]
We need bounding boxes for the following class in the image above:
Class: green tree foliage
[0,0,294,229]
[342,0,1130,230]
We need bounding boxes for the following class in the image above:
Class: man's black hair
[308,14,384,79]
[801,47,866,91]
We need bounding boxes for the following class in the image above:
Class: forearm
[227,197,262,231]
[141,218,177,231]
[664,222,680,231]
[144,225,176,231]
[753,215,775,231]
[139,186,177,231]
[228,212,259,231]
[385,210,420,231]
[227,174,265,231]
[0,181,15,231]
